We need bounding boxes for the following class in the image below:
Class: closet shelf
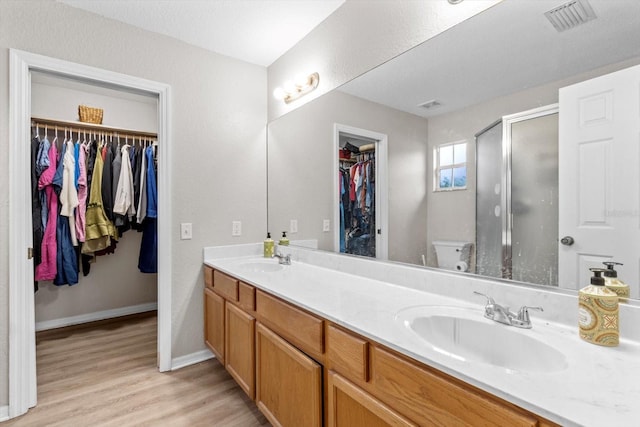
[31,116,157,139]
[339,158,358,163]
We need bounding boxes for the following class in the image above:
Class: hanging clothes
[136,144,147,225]
[113,144,136,220]
[131,145,143,230]
[85,140,98,206]
[31,136,44,291]
[30,122,158,285]
[52,141,78,286]
[34,141,58,282]
[341,152,376,258]
[83,145,118,254]
[75,142,88,243]
[138,146,157,274]
[60,140,79,245]
[339,169,346,253]
[101,141,115,222]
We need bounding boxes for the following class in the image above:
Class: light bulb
[294,73,310,88]
[273,87,286,100]
[283,80,296,94]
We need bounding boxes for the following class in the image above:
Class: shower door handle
[560,236,575,246]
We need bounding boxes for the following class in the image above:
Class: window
[434,141,467,191]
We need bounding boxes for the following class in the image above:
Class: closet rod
[31,116,157,139]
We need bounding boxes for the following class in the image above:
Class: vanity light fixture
[447,0,464,4]
[273,72,320,104]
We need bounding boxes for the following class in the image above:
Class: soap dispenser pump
[578,268,619,346]
[602,261,630,300]
[279,231,289,246]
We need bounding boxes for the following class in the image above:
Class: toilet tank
[432,240,473,271]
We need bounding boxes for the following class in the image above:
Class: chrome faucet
[473,291,542,329]
[272,252,291,265]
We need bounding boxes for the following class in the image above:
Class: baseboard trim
[171,349,214,371]
[35,302,158,332]
[0,405,9,422]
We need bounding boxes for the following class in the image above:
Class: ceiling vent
[418,99,442,110]
[545,0,597,32]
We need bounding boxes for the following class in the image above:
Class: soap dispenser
[263,232,274,258]
[279,231,289,246]
[602,261,630,300]
[578,268,619,347]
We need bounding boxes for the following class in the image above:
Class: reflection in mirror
[267,0,640,300]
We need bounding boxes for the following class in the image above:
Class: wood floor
[3,313,270,427]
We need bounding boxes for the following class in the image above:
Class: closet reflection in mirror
[267,0,640,299]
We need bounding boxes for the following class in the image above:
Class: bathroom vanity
[203,244,640,427]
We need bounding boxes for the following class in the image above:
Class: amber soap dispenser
[578,268,619,346]
[602,261,630,300]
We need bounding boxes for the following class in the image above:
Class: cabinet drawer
[328,324,369,383]
[212,270,239,301]
[203,265,213,289]
[370,346,539,427]
[238,281,256,312]
[256,290,324,359]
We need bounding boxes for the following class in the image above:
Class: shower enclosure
[475,105,559,286]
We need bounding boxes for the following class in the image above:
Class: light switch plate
[290,219,298,234]
[180,223,192,240]
[323,219,330,232]
[232,221,242,236]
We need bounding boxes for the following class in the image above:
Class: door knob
[560,236,575,246]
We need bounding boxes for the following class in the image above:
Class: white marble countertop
[204,250,640,427]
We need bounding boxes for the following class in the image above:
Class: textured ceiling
[339,0,640,118]
[57,0,345,67]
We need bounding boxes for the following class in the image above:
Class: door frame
[8,49,173,419]
[333,123,388,260]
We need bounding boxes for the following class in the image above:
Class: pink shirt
[35,142,58,281]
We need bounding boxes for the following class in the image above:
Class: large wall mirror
[267,0,640,300]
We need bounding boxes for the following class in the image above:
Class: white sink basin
[236,260,284,273]
[395,306,567,373]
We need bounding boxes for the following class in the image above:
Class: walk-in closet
[338,132,377,258]
[30,71,159,363]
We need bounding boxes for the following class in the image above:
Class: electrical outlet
[232,221,242,236]
[323,219,330,232]
[180,223,192,240]
[290,219,298,234]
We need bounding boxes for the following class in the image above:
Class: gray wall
[425,57,640,267]
[267,0,500,121]
[0,0,266,406]
[268,90,429,264]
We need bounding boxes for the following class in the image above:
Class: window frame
[433,140,468,192]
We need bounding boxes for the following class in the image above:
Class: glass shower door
[475,121,504,279]
[510,113,559,286]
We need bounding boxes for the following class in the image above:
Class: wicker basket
[78,105,103,124]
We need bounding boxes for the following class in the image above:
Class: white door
[558,64,640,297]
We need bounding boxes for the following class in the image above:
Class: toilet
[432,241,473,272]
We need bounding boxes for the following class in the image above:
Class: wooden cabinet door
[204,288,224,363]
[256,323,322,427]
[328,371,417,427]
[225,302,255,399]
